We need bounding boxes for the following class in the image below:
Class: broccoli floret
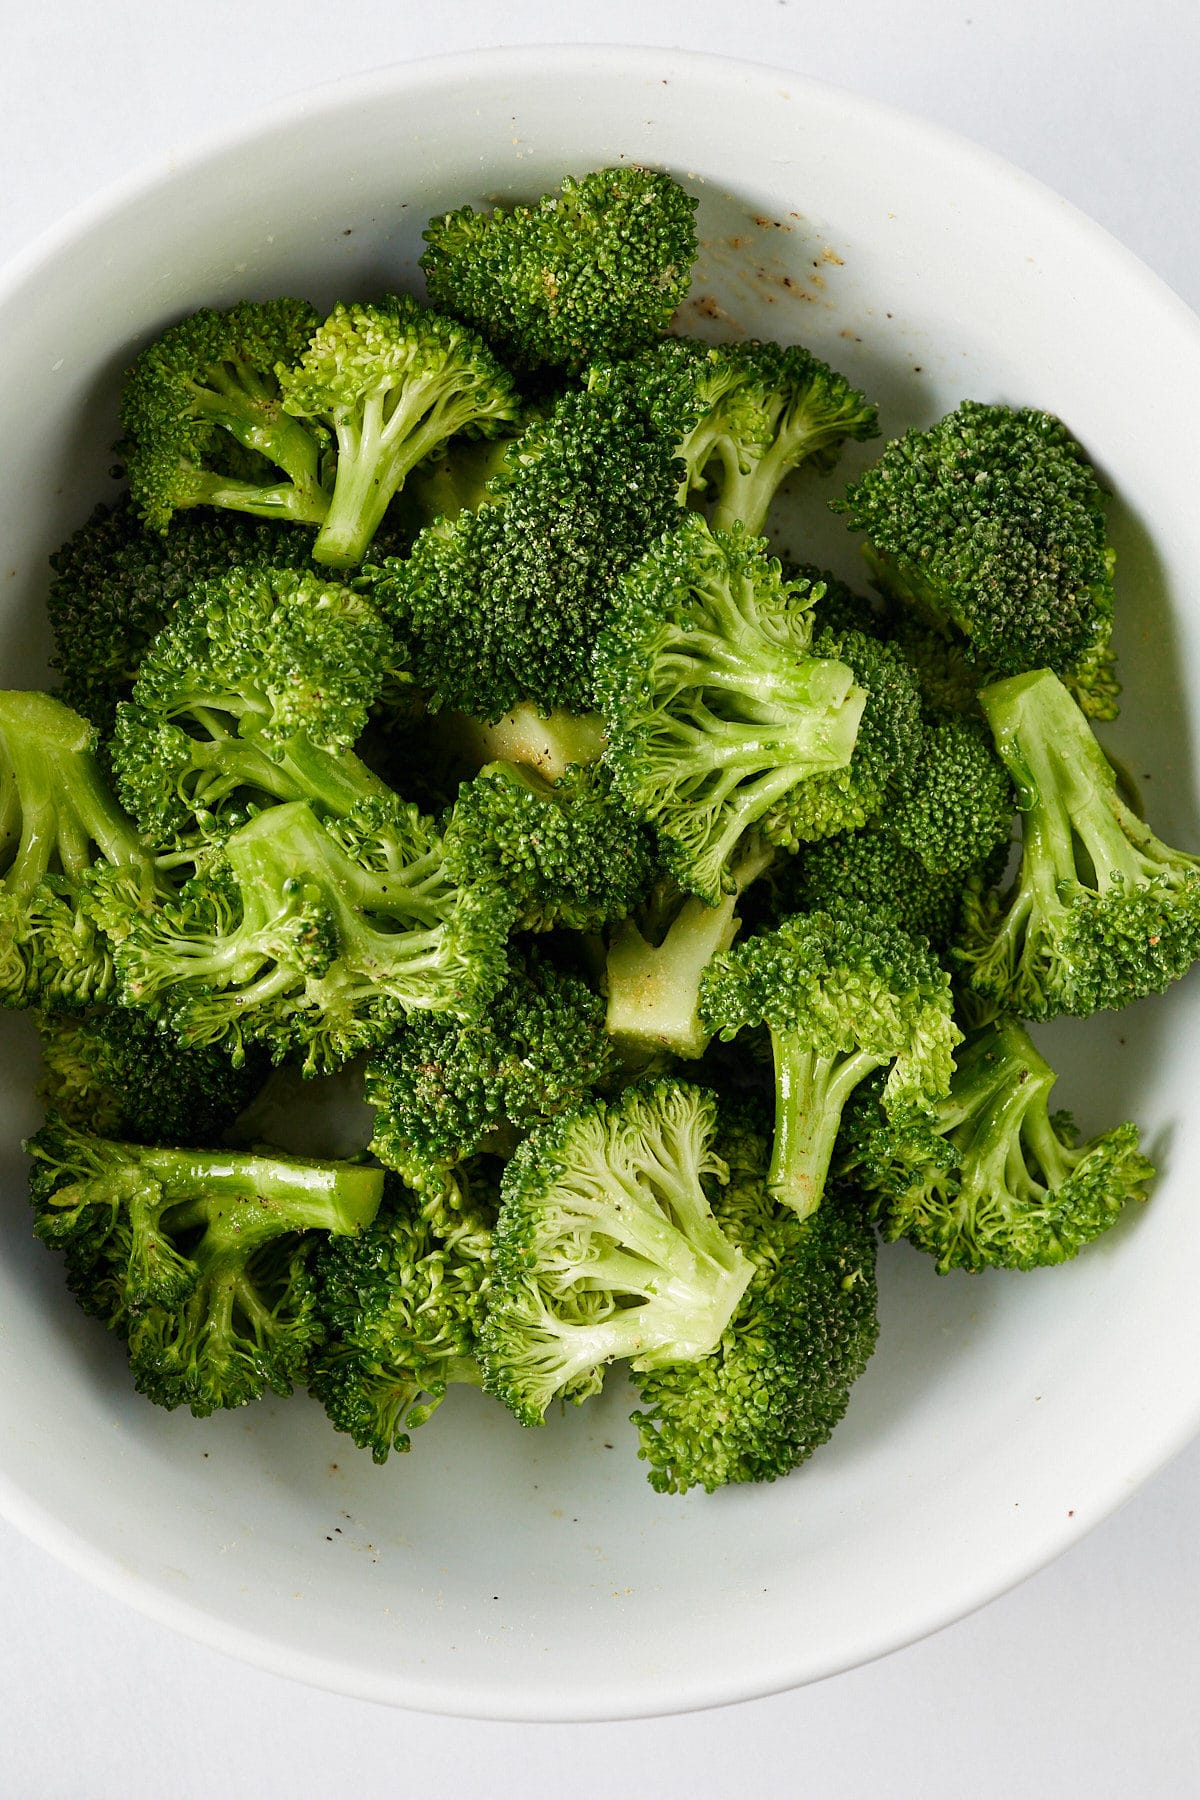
[595,516,865,904]
[604,834,776,1063]
[762,624,927,847]
[792,562,883,640]
[631,1104,879,1492]
[0,691,160,1010]
[778,826,968,950]
[444,759,654,934]
[27,1117,383,1414]
[479,1080,753,1425]
[366,950,620,1189]
[120,299,330,533]
[700,904,960,1220]
[110,565,403,849]
[35,1004,264,1146]
[834,401,1115,680]
[102,797,514,1076]
[849,1018,1154,1271]
[632,337,879,536]
[421,166,698,377]
[276,294,521,569]
[883,610,982,718]
[888,713,1014,876]
[367,366,684,718]
[955,669,1200,1019]
[311,1165,497,1461]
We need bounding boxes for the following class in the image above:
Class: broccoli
[366,950,621,1190]
[444,759,654,933]
[421,702,607,792]
[109,564,402,849]
[631,336,879,536]
[421,166,698,377]
[595,516,865,904]
[834,401,1115,681]
[882,609,982,718]
[276,294,521,569]
[103,797,514,1076]
[367,366,684,718]
[479,1080,754,1425]
[955,669,1200,1020]
[700,904,960,1220]
[310,1164,497,1462]
[888,713,1014,876]
[0,690,160,1010]
[36,1004,264,1147]
[631,1104,879,1492]
[849,1018,1154,1272]
[27,1117,384,1414]
[761,624,927,848]
[776,825,969,951]
[120,298,330,532]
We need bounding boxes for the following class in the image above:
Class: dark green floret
[700,904,960,1220]
[26,1117,384,1414]
[366,950,620,1190]
[36,1004,264,1147]
[848,1018,1154,1271]
[479,1080,753,1426]
[120,298,330,533]
[631,336,879,536]
[103,797,514,1075]
[888,713,1014,876]
[367,365,684,718]
[421,166,699,377]
[444,759,654,933]
[109,564,403,849]
[0,691,160,1010]
[778,825,968,950]
[311,1166,497,1461]
[277,294,521,569]
[955,669,1200,1020]
[594,515,866,904]
[834,401,1115,679]
[631,1105,879,1493]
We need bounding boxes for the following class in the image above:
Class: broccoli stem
[0,691,146,895]
[769,1037,883,1220]
[189,370,329,520]
[175,466,330,526]
[708,403,852,537]
[134,1144,383,1242]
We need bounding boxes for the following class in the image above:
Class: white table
[2,4,1198,1794]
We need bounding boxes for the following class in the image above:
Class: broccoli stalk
[850,1019,1154,1271]
[701,905,960,1219]
[595,516,866,904]
[480,1081,753,1425]
[277,295,521,569]
[424,702,606,786]
[956,669,1200,1019]
[27,1118,384,1415]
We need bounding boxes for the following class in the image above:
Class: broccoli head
[888,713,1015,877]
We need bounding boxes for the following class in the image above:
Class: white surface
[2,0,1199,1792]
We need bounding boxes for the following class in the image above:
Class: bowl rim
[2,41,1200,1721]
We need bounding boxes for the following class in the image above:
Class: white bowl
[1,46,1199,1722]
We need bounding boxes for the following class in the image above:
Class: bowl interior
[1,47,1199,1720]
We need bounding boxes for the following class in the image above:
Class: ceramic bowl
[1,45,1198,1720]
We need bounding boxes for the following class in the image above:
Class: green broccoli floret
[792,562,883,639]
[761,624,927,847]
[102,797,514,1076]
[700,904,960,1220]
[110,565,403,849]
[27,1117,384,1414]
[120,299,330,533]
[849,1018,1154,1271]
[36,1004,264,1147]
[595,516,865,905]
[834,401,1115,680]
[444,759,653,934]
[777,826,968,950]
[366,950,620,1189]
[276,294,521,569]
[479,1080,753,1425]
[310,1163,497,1461]
[0,691,160,1010]
[421,166,698,377]
[888,713,1014,876]
[632,336,879,536]
[631,1104,879,1492]
[367,366,684,718]
[882,609,982,718]
[955,669,1200,1019]
[45,499,321,739]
